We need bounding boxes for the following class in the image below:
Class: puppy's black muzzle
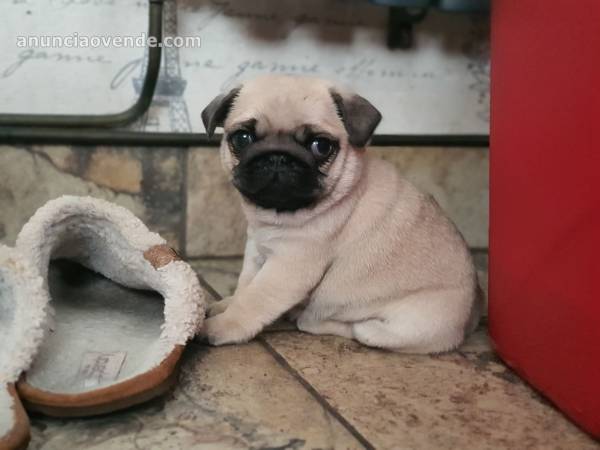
[232,138,322,212]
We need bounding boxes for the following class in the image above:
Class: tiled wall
[0,145,185,250]
[0,145,488,300]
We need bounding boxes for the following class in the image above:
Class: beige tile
[83,147,143,194]
[32,145,80,173]
[29,342,363,450]
[0,146,186,251]
[35,145,144,194]
[186,148,247,257]
[148,152,182,191]
[0,146,145,246]
[371,146,489,248]
[263,328,598,450]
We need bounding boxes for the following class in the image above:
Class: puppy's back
[337,155,476,291]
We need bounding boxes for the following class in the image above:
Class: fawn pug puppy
[200,75,481,353]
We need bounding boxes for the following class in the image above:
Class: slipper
[0,245,48,450]
[14,196,205,417]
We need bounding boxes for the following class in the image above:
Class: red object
[490,0,600,438]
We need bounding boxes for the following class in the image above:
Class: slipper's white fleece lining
[16,196,204,395]
[26,262,165,394]
[0,386,14,437]
[0,246,47,435]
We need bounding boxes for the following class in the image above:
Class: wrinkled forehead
[224,78,344,136]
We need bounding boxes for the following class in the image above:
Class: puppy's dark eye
[309,137,335,159]
[229,130,255,152]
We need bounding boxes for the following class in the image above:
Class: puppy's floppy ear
[330,89,382,148]
[201,87,241,137]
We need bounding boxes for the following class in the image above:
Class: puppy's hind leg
[296,314,354,339]
[352,288,474,354]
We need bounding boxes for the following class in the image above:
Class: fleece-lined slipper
[0,245,47,450]
[14,196,205,417]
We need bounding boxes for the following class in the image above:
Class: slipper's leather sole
[0,384,30,450]
[16,345,183,418]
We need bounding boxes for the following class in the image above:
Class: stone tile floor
[28,260,599,450]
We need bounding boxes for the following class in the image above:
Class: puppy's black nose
[258,152,303,174]
[269,153,288,169]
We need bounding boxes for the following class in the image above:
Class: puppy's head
[202,75,381,213]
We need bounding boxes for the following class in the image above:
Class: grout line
[259,337,376,450]
[195,271,222,302]
[180,147,189,259]
[469,247,489,254]
[186,254,245,261]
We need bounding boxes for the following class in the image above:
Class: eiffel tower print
[132,0,192,133]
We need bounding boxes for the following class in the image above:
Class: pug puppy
[200,75,481,353]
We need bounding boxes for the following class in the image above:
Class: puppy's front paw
[206,296,234,317]
[200,312,257,346]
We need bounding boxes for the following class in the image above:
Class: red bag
[490,0,600,438]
